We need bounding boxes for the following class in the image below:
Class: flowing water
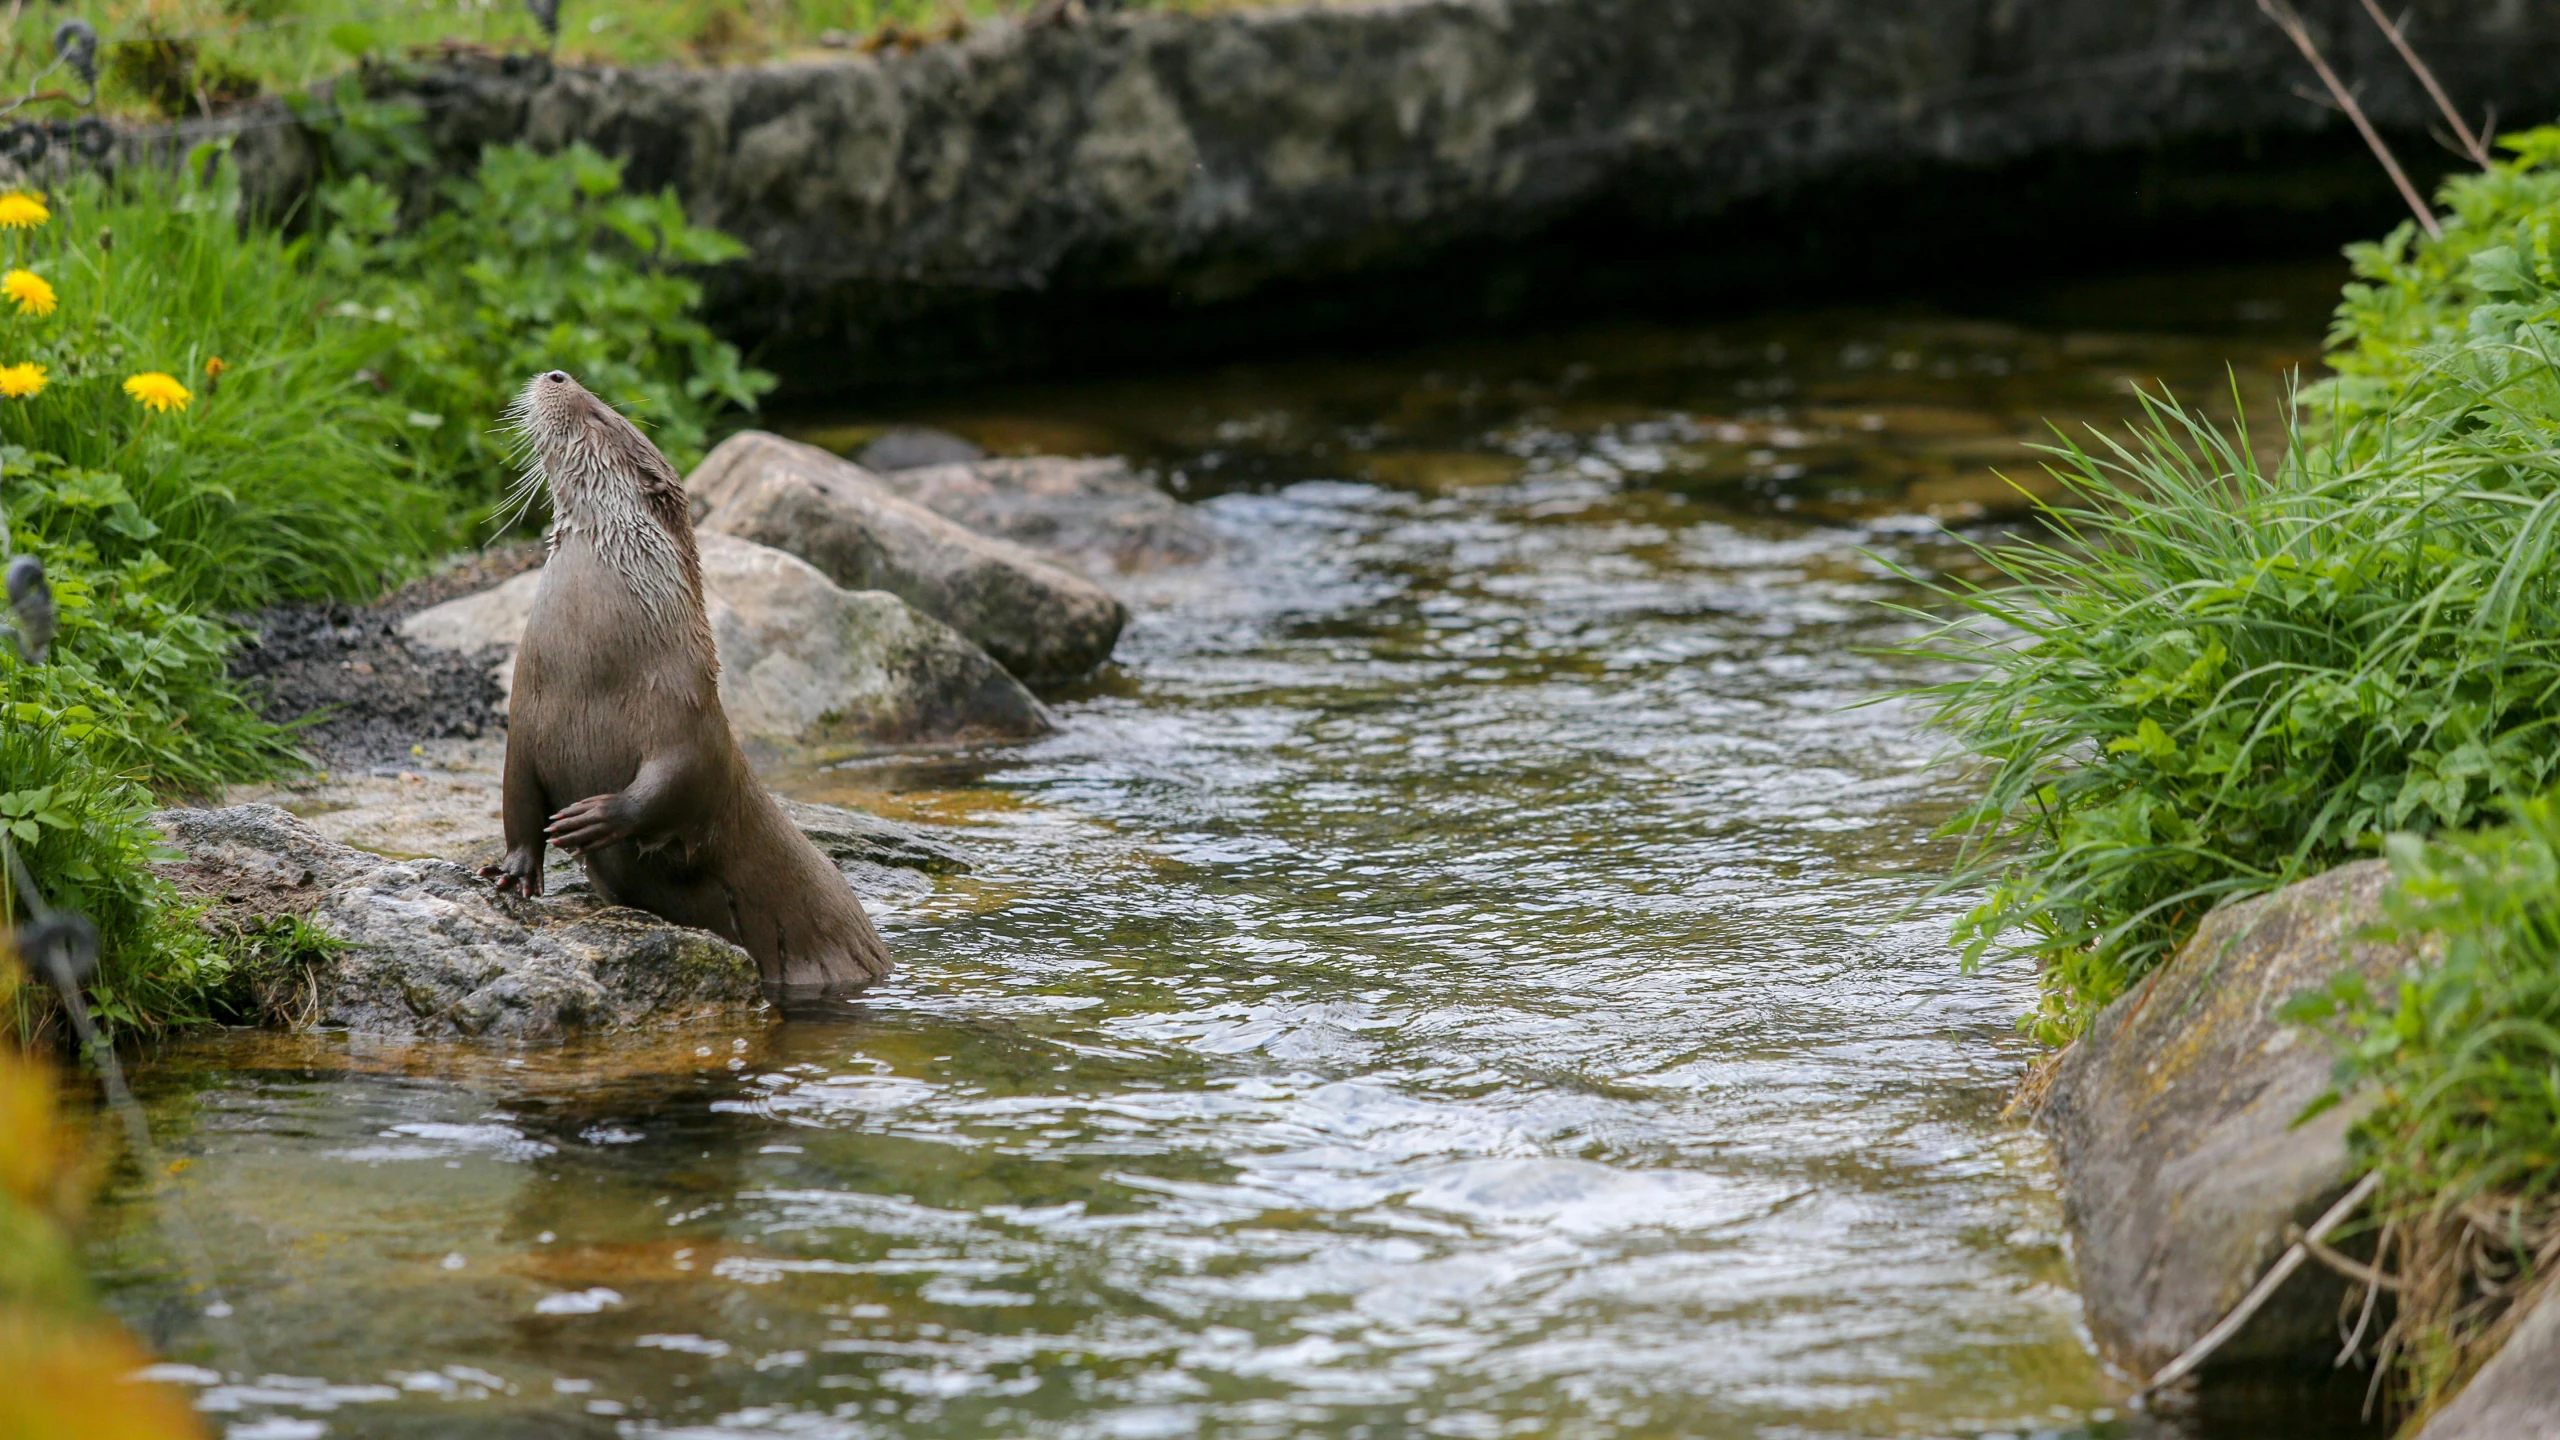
[97,262,2382,1440]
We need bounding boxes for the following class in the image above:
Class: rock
[689,432,1126,684]
[153,805,766,1040]
[702,533,1052,751]
[780,799,974,875]
[222,738,976,908]
[152,799,379,926]
[872,456,1218,574]
[399,532,1051,752]
[220,4,2560,390]
[2414,1288,2560,1439]
[858,426,986,472]
[2036,860,2418,1377]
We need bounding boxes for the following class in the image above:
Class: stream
[97,261,2376,1440]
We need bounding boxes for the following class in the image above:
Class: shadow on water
[98,258,2387,1439]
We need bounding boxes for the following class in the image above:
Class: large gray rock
[2413,1289,2560,1440]
[2037,860,2418,1377]
[217,2,2560,388]
[153,805,765,1040]
[873,456,1218,575]
[400,531,1050,753]
[690,432,1126,684]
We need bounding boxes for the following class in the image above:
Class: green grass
[1915,126,2560,1044]
[0,0,1238,123]
[1907,385,2560,1042]
[0,156,447,1033]
[0,159,443,610]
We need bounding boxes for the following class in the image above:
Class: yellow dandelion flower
[0,363,46,399]
[123,372,190,413]
[0,192,50,229]
[3,269,55,317]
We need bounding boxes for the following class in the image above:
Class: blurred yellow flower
[0,192,49,229]
[0,363,46,398]
[123,372,190,413]
[3,269,54,317]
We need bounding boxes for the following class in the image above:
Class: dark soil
[229,545,543,773]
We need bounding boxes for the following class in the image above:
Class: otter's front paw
[481,846,544,897]
[545,794,629,855]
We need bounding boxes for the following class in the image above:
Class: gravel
[229,545,542,772]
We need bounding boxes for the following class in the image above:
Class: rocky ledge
[156,777,973,1040]
[222,0,2560,387]
[155,803,763,1041]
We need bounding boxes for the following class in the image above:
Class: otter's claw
[546,795,629,855]
[482,847,543,897]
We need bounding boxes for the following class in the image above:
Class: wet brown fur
[482,370,891,991]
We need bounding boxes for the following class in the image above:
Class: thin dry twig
[2355,0,2491,168]
[2258,0,2442,239]
[2136,1171,2382,1399]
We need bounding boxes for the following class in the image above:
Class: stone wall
[228,0,2560,389]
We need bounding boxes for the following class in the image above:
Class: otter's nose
[544,370,568,384]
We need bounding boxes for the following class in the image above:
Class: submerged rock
[399,532,1050,752]
[871,455,1219,575]
[153,805,765,1040]
[2037,860,2417,1378]
[2414,1288,2560,1439]
[858,426,986,472]
[689,431,1126,685]
[780,799,974,875]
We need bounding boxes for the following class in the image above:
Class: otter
[481,369,891,992]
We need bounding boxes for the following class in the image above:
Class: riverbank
[173,0,2560,392]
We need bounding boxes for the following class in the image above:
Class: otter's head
[503,369,701,619]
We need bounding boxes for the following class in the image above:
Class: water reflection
[99,263,2379,1438]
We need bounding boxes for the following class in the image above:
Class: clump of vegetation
[0,155,439,1033]
[2285,800,2560,1423]
[1919,128,2560,1044]
[314,138,772,503]
[1912,393,2560,1043]
[0,121,769,1037]
[1920,122,2560,1414]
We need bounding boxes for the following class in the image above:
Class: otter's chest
[513,538,715,773]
